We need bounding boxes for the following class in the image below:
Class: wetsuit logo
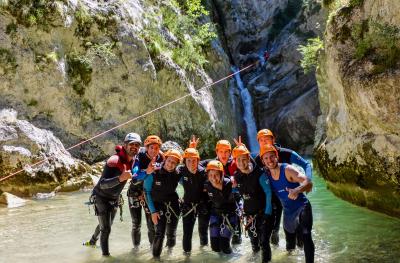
[184,176,188,181]
[208,192,213,197]
[155,181,161,186]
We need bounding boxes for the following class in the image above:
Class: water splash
[231,66,259,153]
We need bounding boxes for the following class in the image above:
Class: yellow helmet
[164,149,182,162]
[215,140,232,151]
[144,135,162,146]
[232,145,250,159]
[257,129,274,141]
[259,144,278,158]
[206,160,224,172]
[182,147,200,160]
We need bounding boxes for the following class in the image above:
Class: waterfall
[231,66,259,153]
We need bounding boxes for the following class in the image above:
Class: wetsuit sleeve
[133,167,148,181]
[289,151,312,180]
[259,173,272,215]
[98,165,122,190]
[144,174,156,214]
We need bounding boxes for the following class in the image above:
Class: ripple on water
[0,176,399,263]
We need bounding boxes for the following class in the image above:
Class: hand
[146,157,161,174]
[286,187,299,200]
[119,170,132,182]
[230,176,237,188]
[189,135,199,148]
[151,212,160,225]
[233,136,244,146]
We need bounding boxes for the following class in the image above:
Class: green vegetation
[86,43,117,66]
[27,98,38,106]
[0,47,17,74]
[74,7,94,38]
[66,52,93,96]
[352,21,400,74]
[142,0,217,71]
[298,37,324,73]
[3,0,57,31]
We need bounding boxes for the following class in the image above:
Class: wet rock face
[211,0,325,153]
[0,109,94,196]
[0,0,236,163]
[314,0,400,217]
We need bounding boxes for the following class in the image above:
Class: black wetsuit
[89,151,134,256]
[205,178,238,254]
[144,167,181,257]
[178,165,210,252]
[127,147,163,246]
[200,157,242,244]
[234,162,273,262]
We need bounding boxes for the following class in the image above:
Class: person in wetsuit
[127,135,164,247]
[254,129,312,246]
[260,144,314,263]
[200,140,242,245]
[205,160,238,254]
[232,144,273,262]
[84,132,141,256]
[178,145,210,254]
[143,149,182,258]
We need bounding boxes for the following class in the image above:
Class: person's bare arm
[284,165,313,200]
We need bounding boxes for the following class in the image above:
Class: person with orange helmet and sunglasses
[200,139,243,244]
[232,142,273,262]
[127,135,164,248]
[143,149,182,258]
[255,129,312,247]
[205,160,238,254]
[260,144,314,263]
[177,136,210,254]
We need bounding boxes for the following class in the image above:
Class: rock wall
[0,0,237,165]
[210,0,325,153]
[314,0,400,217]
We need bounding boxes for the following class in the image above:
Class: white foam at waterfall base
[231,66,259,153]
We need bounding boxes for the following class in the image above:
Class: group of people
[84,129,315,263]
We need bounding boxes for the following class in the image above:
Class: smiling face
[124,142,140,157]
[236,154,250,172]
[163,156,179,172]
[261,151,279,169]
[185,157,198,174]
[258,135,274,147]
[207,169,222,185]
[216,149,231,165]
[146,143,160,159]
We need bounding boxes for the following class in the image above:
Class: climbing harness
[181,202,198,218]
[164,202,180,223]
[220,214,239,236]
[84,194,96,215]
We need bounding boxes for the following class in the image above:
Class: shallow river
[1,175,399,263]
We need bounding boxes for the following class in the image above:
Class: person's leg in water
[247,215,260,253]
[152,211,167,258]
[219,214,237,254]
[165,202,180,248]
[128,197,142,247]
[231,194,242,245]
[299,203,314,263]
[95,198,118,256]
[182,207,196,253]
[284,228,296,252]
[144,206,155,245]
[260,214,274,263]
[209,214,221,252]
[84,225,100,246]
[271,193,282,245]
[198,208,210,246]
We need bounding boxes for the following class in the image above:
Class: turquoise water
[0,175,399,263]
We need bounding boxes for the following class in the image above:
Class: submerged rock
[314,0,400,217]
[0,109,95,197]
[0,192,27,208]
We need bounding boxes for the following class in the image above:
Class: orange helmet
[232,145,250,159]
[259,144,278,158]
[164,149,182,162]
[182,147,200,160]
[215,140,232,151]
[144,135,162,146]
[257,129,274,141]
[206,160,224,172]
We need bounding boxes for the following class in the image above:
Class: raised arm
[285,165,313,200]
